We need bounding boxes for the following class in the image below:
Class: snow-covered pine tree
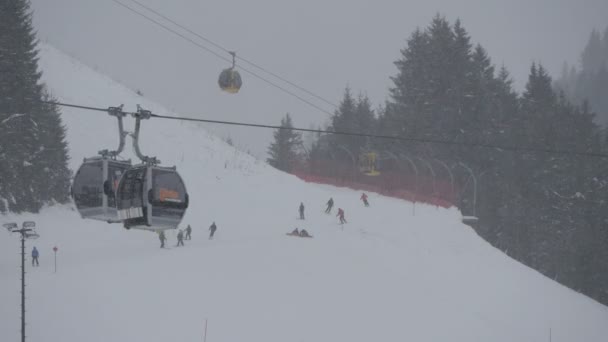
[0,0,71,213]
[267,113,302,172]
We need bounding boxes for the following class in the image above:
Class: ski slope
[1,44,607,342]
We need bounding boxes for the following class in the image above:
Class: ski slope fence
[291,159,456,209]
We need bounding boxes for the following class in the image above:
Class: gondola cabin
[116,165,189,231]
[218,68,242,94]
[72,157,132,223]
[359,152,381,176]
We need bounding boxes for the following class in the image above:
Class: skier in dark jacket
[185,225,192,240]
[337,208,347,224]
[209,222,217,240]
[159,231,167,248]
[360,193,369,207]
[325,198,334,214]
[176,230,185,247]
[299,202,305,220]
[31,247,39,266]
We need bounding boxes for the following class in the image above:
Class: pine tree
[0,0,71,212]
[267,113,302,172]
[556,26,608,126]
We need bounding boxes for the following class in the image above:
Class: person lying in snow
[299,229,312,238]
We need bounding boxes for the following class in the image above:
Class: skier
[325,197,334,214]
[360,193,369,207]
[185,224,192,240]
[31,247,39,267]
[337,208,347,224]
[209,222,217,240]
[159,231,167,248]
[177,230,185,247]
[299,202,305,220]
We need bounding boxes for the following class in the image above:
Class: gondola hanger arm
[130,105,160,165]
[98,105,128,158]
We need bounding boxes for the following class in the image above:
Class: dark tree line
[268,15,608,305]
[556,26,608,127]
[0,0,71,213]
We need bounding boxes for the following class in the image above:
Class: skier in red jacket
[337,208,347,224]
[360,193,369,207]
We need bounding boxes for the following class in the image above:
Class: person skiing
[209,222,217,240]
[31,247,39,267]
[325,198,334,214]
[185,224,192,240]
[337,208,347,224]
[159,231,167,248]
[299,202,305,220]
[360,193,369,207]
[177,230,185,247]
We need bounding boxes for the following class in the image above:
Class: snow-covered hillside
[1,45,607,342]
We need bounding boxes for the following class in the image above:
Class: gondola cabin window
[73,163,103,208]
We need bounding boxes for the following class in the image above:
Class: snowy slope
[1,44,607,342]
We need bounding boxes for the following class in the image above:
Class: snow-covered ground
[1,45,607,342]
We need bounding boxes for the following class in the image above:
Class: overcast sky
[31,0,608,157]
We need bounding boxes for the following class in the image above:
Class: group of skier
[290,192,370,236]
[158,222,218,248]
[156,192,370,246]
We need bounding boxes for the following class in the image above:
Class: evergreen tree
[556,26,608,126]
[327,87,376,161]
[267,113,302,172]
[383,15,608,304]
[0,0,71,212]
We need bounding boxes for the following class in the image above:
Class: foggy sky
[30,0,608,157]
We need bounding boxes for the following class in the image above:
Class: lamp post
[4,221,39,342]
[53,246,58,273]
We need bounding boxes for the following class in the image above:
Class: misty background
[31,0,608,157]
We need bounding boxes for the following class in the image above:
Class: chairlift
[359,152,381,176]
[218,52,242,94]
[71,106,131,223]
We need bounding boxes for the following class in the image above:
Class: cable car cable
[114,0,541,135]
[110,0,335,116]
[125,0,339,109]
[41,100,608,159]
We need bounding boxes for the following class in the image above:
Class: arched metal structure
[398,153,419,216]
[414,156,437,196]
[338,145,357,181]
[338,145,356,167]
[432,158,455,200]
[452,162,478,225]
